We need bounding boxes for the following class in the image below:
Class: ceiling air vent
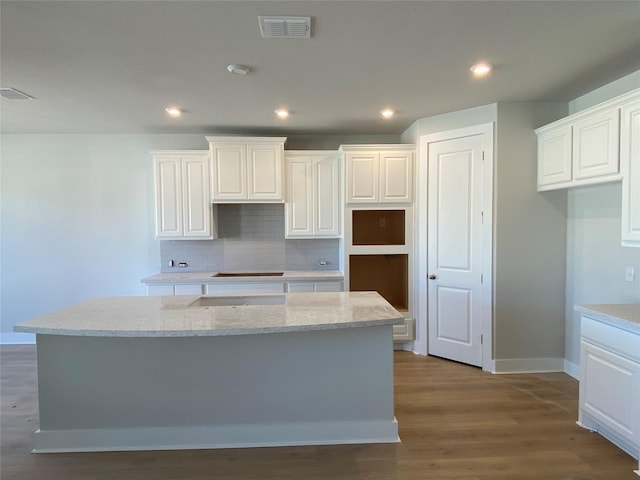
[259,16,311,38]
[0,88,34,100]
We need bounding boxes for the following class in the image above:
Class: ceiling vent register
[259,16,311,38]
[0,88,34,100]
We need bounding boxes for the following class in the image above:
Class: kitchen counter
[14,292,403,338]
[575,303,640,334]
[15,292,401,453]
[141,270,344,284]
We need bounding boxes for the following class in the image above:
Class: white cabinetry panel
[207,137,286,203]
[285,151,340,238]
[153,151,215,240]
[537,124,572,188]
[573,108,619,180]
[342,145,414,205]
[621,98,640,247]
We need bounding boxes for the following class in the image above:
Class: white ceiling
[1,0,639,135]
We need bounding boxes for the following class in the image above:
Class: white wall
[563,69,640,368]
[0,134,207,342]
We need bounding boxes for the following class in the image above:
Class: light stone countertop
[141,270,344,284]
[575,304,640,334]
[14,292,403,338]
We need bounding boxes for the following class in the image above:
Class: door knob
[428,274,437,280]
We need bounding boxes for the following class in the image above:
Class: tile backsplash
[160,204,340,272]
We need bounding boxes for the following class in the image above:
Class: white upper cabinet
[620,95,640,247]
[152,151,216,240]
[537,124,573,188]
[573,107,619,181]
[535,90,640,191]
[207,136,286,202]
[342,145,414,204]
[285,151,341,238]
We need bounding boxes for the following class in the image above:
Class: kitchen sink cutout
[212,272,284,277]
[190,295,286,307]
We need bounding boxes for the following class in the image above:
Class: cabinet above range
[206,136,286,203]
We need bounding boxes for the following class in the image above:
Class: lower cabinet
[579,315,640,471]
[286,281,343,292]
[205,282,285,295]
[147,284,203,296]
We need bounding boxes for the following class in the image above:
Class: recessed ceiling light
[380,109,394,119]
[275,109,289,119]
[227,64,251,75]
[470,63,492,77]
[165,107,182,118]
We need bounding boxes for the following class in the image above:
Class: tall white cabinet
[207,136,286,202]
[285,151,341,238]
[152,151,216,240]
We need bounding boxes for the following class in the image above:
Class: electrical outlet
[625,267,635,282]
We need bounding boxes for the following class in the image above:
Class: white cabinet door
[314,154,341,236]
[182,155,212,238]
[537,124,573,190]
[573,108,620,181]
[155,157,183,237]
[174,284,204,295]
[621,99,640,247]
[211,144,247,201]
[247,144,283,201]
[580,340,640,447]
[346,152,379,204]
[147,285,175,296]
[153,151,214,239]
[380,151,413,203]
[285,152,340,238]
[286,157,314,237]
[344,146,415,204]
[208,137,286,203]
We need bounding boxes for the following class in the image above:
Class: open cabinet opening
[349,254,408,312]
[352,210,405,245]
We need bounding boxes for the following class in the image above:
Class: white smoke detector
[259,16,311,38]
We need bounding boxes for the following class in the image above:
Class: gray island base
[15,292,403,453]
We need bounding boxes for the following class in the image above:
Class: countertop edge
[14,317,404,338]
[575,304,640,334]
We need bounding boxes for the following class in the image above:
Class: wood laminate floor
[1,345,637,480]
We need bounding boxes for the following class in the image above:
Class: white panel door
[212,144,246,200]
[315,154,340,236]
[380,151,413,203]
[182,155,211,238]
[537,124,573,189]
[155,157,182,237]
[427,134,484,367]
[247,144,283,201]
[346,152,379,203]
[286,157,313,237]
[573,108,620,180]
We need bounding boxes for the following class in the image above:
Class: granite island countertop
[575,304,640,334]
[141,270,344,284]
[14,292,403,338]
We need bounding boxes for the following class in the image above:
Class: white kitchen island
[14,292,404,453]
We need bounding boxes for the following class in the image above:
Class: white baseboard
[0,332,35,345]
[492,357,564,374]
[33,419,400,453]
[564,359,580,379]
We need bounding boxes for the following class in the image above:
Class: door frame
[416,123,494,371]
